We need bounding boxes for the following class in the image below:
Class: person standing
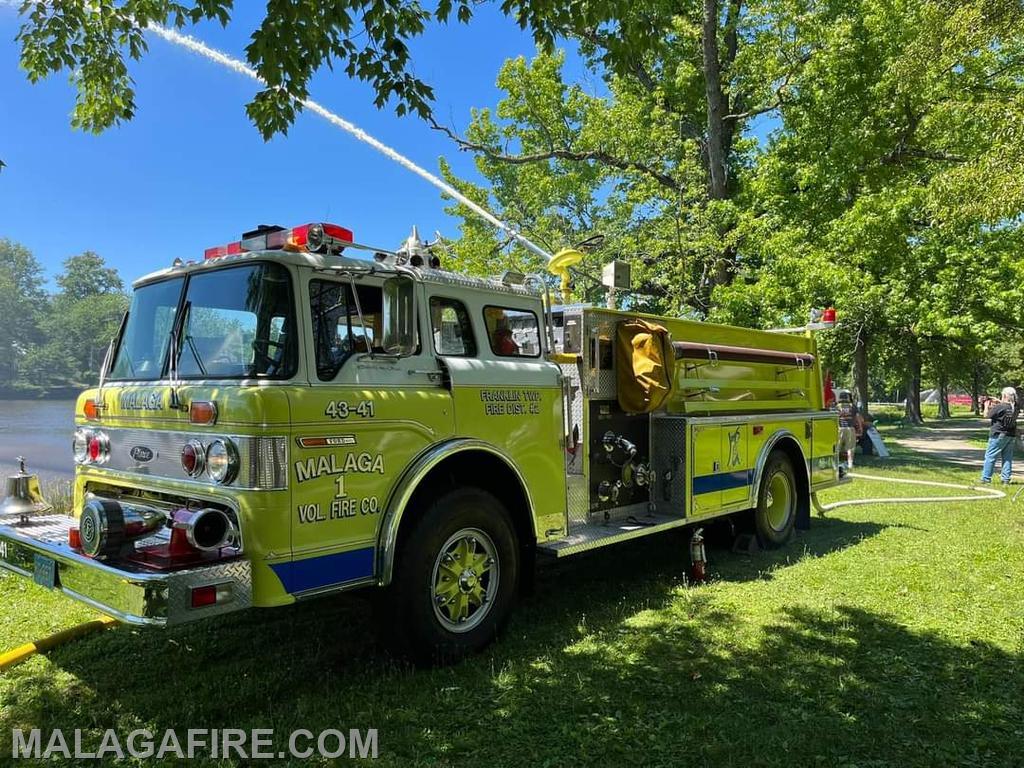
[981,386,1019,484]
[837,389,858,469]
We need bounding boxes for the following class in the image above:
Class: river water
[0,400,76,487]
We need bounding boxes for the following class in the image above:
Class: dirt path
[887,418,991,469]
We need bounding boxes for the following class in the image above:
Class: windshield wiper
[183,333,208,377]
[111,310,134,376]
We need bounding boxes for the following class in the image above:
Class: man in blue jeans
[981,386,1019,484]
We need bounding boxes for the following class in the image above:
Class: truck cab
[0,221,843,665]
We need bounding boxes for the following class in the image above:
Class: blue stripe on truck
[692,470,754,495]
[269,547,375,594]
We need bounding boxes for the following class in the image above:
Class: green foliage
[0,239,46,384]
[12,0,1024,405]
[0,240,128,393]
[15,0,476,138]
[56,251,124,299]
[432,0,1024,405]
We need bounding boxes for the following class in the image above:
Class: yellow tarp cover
[616,319,674,413]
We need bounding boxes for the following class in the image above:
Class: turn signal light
[83,399,101,421]
[189,401,218,425]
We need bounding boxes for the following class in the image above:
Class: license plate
[33,554,58,589]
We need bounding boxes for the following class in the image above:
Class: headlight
[206,439,239,484]
[73,428,93,464]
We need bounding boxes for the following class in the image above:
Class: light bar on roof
[204,222,354,260]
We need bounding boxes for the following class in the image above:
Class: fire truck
[0,222,843,664]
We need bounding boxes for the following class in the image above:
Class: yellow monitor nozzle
[547,248,585,304]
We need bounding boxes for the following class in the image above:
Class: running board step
[538,513,688,558]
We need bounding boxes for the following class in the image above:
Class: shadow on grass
[5,516,1010,766]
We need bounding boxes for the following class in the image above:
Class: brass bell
[0,457,54,523]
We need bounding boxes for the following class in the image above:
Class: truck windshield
[108,277,183,380]
[109,262,297,381]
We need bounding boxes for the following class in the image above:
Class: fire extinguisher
[689,528,707,584]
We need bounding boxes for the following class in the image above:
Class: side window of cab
[429,297,476,357]
[309,279,384,380]
[483,306,541,358]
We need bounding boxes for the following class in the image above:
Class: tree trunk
[938,369,950,419]
[904,335,924,424]
[701,0,739,295]
[853,329,870,418]
[702,0,728,204]
[971,365,981,415]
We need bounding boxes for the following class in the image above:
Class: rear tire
[754,451,797,548]
[375,487,519,666]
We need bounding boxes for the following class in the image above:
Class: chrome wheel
[764,470,794,532]
[431,527,500,633]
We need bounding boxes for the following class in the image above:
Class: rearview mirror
[382,276,418,356]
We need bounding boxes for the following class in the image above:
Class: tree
[34,252,128,387]
[57,251,124,299]
[710,0,1024,422]
[0,239,46,386]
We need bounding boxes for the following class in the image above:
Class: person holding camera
[981,386,1019,484]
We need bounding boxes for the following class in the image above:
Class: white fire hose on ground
[812,472,1007,514]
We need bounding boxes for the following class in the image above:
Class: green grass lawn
[2,442,1022,767]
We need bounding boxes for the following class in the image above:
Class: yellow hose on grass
[0,616,117,672]
[813,471,1006,514]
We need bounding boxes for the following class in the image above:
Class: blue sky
[0,5,587,288]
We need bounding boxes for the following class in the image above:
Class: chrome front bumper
[0,514,252,626]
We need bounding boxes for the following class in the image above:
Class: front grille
[84,428,288,490]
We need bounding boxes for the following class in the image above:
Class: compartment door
[720,424,751,507]
[811,417,839,486]
[690,424,722,514]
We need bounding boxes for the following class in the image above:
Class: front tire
[376,487,519,666]
[754,451,797,548]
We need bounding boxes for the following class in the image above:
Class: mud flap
[796,495,811,531]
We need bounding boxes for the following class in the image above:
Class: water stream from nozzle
[145,24,554,263]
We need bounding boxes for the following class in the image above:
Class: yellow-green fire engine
[0,222,843,663]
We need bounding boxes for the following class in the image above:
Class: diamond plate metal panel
[539,512,689,557]
[580,311,621,399]
[566,475,589,526]
[164,559,253,625]
[651,416,687,516]
[561,363,584,477]
[0,513,76,544]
